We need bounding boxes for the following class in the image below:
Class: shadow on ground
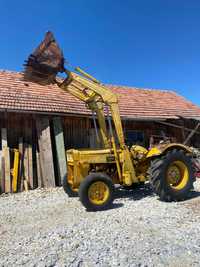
[115,183,154,201]
[115,183,200,203]
[87,183,200,212]
[87,202,124,212]
[186,190,200,201]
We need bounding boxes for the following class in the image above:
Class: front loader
[24,32,195,211]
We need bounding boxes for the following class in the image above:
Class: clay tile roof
[0,70,200,120]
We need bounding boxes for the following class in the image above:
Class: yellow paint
[131,145,148,156]
[88,181,109,205]
[146,147,161,158]
[167,160,189,190]
[12,149,19,193]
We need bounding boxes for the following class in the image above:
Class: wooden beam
[23,143,29,190]
[0,150,4,194]
[52,117,67,186]
[24,120,34,190]
[18,137,24,192]
[4,147,11,193]
[1,128,8,148]
[36,149,43,187]
[12,149,19,193]
[36,116,55,188]
[1,128,11,193]
[28,145,33,189]
[1,153,5,193]
[156,121,200,135]
[184,122,200,145]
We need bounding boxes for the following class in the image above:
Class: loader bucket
[24,31,65,85]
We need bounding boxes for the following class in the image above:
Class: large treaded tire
[79,173,115,211]
[62,175,78,197]
[149,149,195,201]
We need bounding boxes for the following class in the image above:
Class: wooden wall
[0,111,199,194]
[63,116,90,149]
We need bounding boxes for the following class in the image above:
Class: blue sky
[0,0,200,105]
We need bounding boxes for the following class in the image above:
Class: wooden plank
[1,128,8,148]
[0,150,5,193]
[18,137,24,192]
[12,150,19,193]
[32,127,38,189]
[0,150,2,193]
[36,149,43,187]
[28,145,33,189]
[36,116,55,188]
[1,128,11,193]
[23,143,29,189]
[24,119,34,190]
[53,117,67,186]
[4,147,11,193]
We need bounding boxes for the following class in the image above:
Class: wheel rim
[167,160,189,190]
[88,181,110,205]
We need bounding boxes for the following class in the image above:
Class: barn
[0,70,200,193]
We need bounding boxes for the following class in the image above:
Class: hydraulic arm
[58,68,125,149]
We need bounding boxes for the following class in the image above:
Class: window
[125,130,144,146]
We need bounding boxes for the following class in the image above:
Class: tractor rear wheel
[79,173,115,211]
[149,149,195,201]
[62,175,78,197]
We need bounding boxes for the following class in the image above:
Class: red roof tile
[0,70,200,120]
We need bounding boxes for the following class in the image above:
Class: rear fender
[146,143,192,159]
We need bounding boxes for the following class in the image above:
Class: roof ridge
[0,69,22,74]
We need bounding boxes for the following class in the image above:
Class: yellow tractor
[24,32,195,211]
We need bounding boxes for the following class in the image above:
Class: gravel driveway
[0,181,200,267]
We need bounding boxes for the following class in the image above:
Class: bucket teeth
[23,31,65,85]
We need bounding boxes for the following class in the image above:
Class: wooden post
[0,150,2,191]
[18,137,24,192]
[28,145,33,189]
[52,117,67,186]
[23,143,29,186]
[4,147,11,193]
[1,154,5,193]
[0,150,2,193]
[12,149,19,193]
[1,128,8,148]
[184,122,200,145]
[24,120,34,190]
[36,116,55,188]
[36,149,43,187]
[1,128,11,193]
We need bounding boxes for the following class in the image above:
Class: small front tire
[79,173,114,211]
[62,175,78,197]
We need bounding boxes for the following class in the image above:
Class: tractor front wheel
[149,149,195,201]
[62,175,78,197]
[79,173,115,211]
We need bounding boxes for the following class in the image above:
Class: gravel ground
[0,181,200,267]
